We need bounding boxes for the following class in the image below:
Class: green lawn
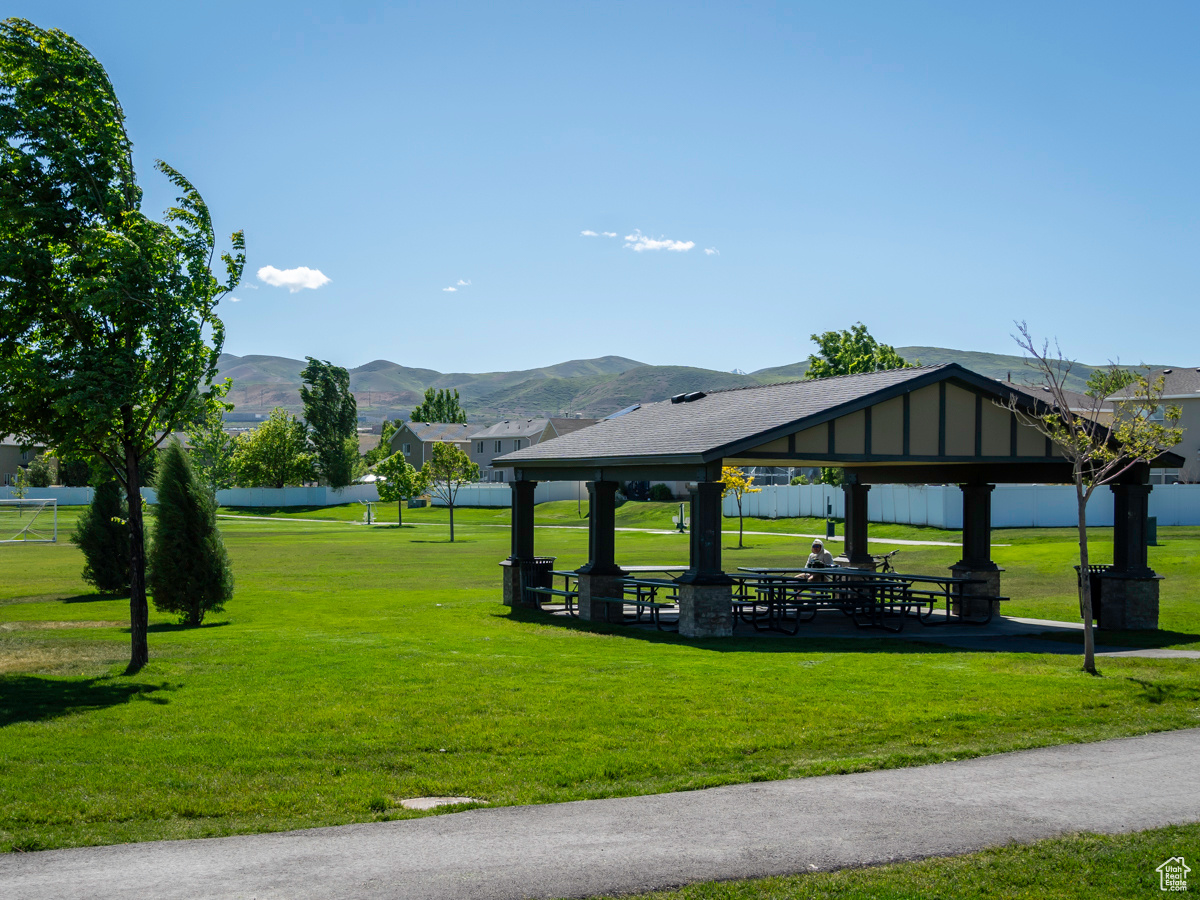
[0,503,1197,854]
[574,823,1200,899]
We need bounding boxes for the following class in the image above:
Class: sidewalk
[3,729,1198,900]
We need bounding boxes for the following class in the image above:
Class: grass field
[0,502,1197,855]
[574,823,1200,899]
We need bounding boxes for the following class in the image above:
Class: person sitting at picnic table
[799,539,834,581]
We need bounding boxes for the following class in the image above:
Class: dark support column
[678,482,729,585]
[841,480,873,568]
[576,481,625,622]
[1101,482,1160,629]
[677,481,733,637]
[501,480,538,607]
[950,483,1003,619]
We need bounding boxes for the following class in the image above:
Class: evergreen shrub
[71,480,131,594]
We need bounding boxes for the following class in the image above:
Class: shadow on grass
[0,675,172,727]
[61,593,128,604]
[497,606,979,656]
[1126,677,1200,704]
[144,621,233,634]
[1035,629,1200,650]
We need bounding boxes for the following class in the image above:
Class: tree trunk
[448,499,455,543]
[397,498,403,527]
[1076,487,1097,675]
[124,443,149,671]
[738,497,744,548]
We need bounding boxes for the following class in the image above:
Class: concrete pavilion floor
[543,605,1200,659]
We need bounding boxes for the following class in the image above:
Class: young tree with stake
[1010,322,1181,675]
[374,452,429,526]
[0,20,244,669]
[421,441,479,542]
[720,466,761,548]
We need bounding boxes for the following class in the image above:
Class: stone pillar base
[500,559,524,607]
[677,582,733,638]
[577,572,626,623]
[834,555,876,571]
[1096,574,1161,630]
[949,565,1004,620]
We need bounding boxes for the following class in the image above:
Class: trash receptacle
[519,557,557,606]
[1074,564,1113,626]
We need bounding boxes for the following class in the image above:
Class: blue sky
[14,1,1199,373]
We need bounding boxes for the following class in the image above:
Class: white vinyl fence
[0,484,380,508]
[430,481,585,508]
[721,483,1200,528]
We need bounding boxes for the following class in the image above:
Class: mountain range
[217,347,1171,423]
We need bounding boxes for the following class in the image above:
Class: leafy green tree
[300,357,359,488]
[363,420,398,468]
[186,380,237,493]
[0,20,244,668]
[375,452,429,526]
[71,479,131,594]
[805,323,913,379]
[421,441,479,542]
[232,408,315,488]
[804,324,909,485]
[26,452,53,487]
[1011,323,1182,675]
[147,441,233,626]
[57,452,94,487]
[1085,366,1138,399]
[410,387,467,424]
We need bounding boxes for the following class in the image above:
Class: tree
[421,441,479,542]
[375,452,429,526]
[806,322,913,379]
[0,20,245,669]
[720,466,762,548]
[147,441,233,626]
[804,323,911,486]
[185,380,237,493]
[71,479,131,593]
[410,387,467,424]
[1085,366,1138,399]
[300,357,358,488]
[363,420,398,468]
[1010,322,1182,675]
[232,408,315,488]
[26,452,53,487]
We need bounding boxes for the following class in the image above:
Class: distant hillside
[216,353,646,422]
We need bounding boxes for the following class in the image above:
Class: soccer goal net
[0,498,58,543]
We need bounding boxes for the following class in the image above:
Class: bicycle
[872,549,901,573]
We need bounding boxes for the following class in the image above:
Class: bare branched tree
[1008,322,1181,674]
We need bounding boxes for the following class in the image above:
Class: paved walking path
[4,729,1198,900]
[218,513,1000,548]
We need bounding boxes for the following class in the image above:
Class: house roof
[497,365,959,466]
[401,422,472,443]
[544,417,600,438]
[469,418,549,441]
[1108,366,1200,400]
[999,382,1113,415]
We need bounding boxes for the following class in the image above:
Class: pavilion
[492,364,1182,637]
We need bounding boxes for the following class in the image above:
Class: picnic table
[734,567,1007,631]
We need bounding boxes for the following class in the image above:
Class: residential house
[537,417,600,445]
[469,419,551,482]
[1109,367,1200,483]
[388,422,472,470]
[0,437,46,486]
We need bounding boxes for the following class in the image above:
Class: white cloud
[229,296,242,302]
[581,229,599,237]
[442,286,457,292]
[257,265,331,292]
[602,231,617,238]
[704,247,719,256]
[456,279,471,286]
[623,230,695,253]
